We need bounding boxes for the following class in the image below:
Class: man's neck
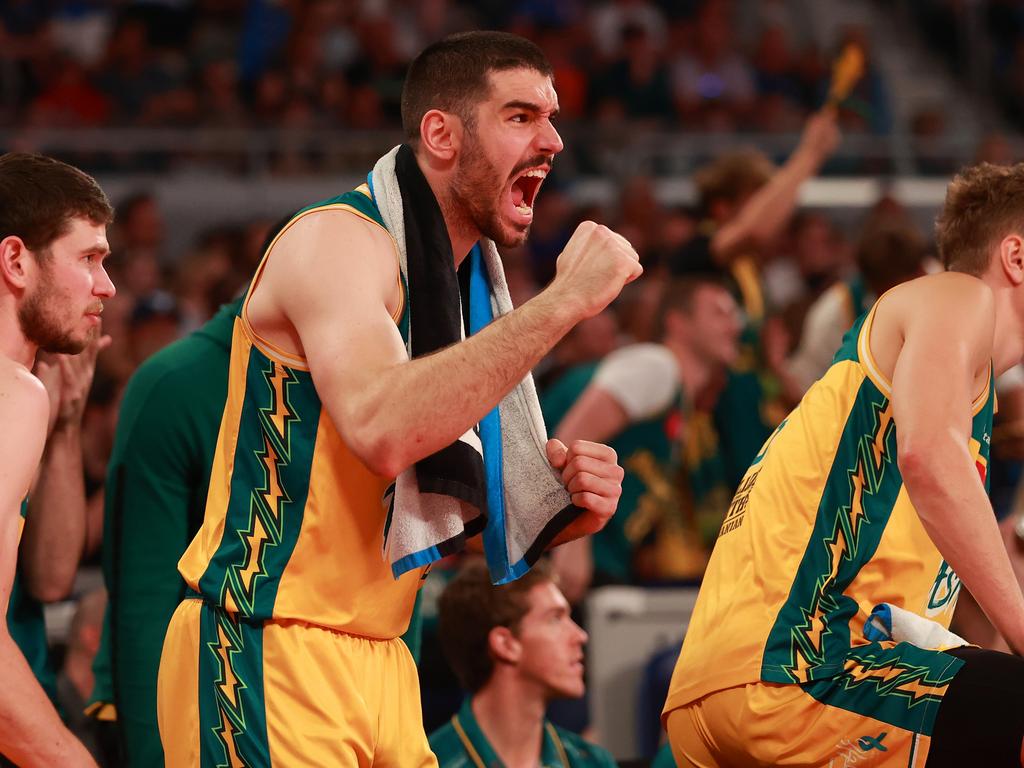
[415,148,479,266]
[0,335,36,370]
[990,279,1024,377]
[471,680,547,768]
[665,338,714,405]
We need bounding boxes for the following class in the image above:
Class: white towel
[371,144,580,584]
[864,603,968,650]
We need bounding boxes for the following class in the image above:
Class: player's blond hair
[936,162,1024,275]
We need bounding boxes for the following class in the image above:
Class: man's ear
[1000,234,1024,287]
[488,625,521,665]
[0,235,32,291]
[419,109,464,163]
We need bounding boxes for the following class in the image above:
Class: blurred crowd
[1,0,890,156]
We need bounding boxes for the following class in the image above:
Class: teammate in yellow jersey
[0,153,114,767]
[665,161,1024,767]
[157,32,639,767]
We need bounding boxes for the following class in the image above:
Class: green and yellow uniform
[91,291,425,766]
[429,699,617,768]
[158,184,434,767]
[664,300,995,765]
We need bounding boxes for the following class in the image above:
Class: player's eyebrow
[501,99,560,118]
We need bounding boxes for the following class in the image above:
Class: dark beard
[449,131,529,249]
[18,281,88,354]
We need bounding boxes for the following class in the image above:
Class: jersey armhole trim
[239,203,406,370]
[858,296,992,415]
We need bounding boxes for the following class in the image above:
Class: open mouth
[509,167,547,218]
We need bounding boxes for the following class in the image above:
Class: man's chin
[487,220,530,249]
[41,331,91,355]
[548,681,586,701]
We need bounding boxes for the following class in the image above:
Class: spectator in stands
[128,291,181,367]
[669,0,754,129]
[111,191,165,263]
[537,310,620,394]
[761,211,849,314]
[668,106,840,486]
[767,220,928,405]
[590,0,666,61]
[95,15,181,125]
[546,277,741,601]
[430,559,616,768]
[589,23,674,125]
[826,25,892,136]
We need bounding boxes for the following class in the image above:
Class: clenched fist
[549,221,643,321]
[546,437,624,546]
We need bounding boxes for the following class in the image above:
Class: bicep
[0,393,48,511]
[273,213,409,426]
[890,299,989,447]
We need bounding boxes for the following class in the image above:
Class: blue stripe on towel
[468,244,513,583]
[391,545,444,578]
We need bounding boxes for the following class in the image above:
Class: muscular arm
[891,280,1024,652]
[268,214,640,478]
[0,372,95,767]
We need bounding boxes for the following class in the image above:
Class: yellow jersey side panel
[666,359,866,708]
[271,415,420,638]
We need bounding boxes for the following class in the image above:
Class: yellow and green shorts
[157,597,437,767]
[667,643,1024,767]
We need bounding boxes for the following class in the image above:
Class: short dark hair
[856,222,926,294]
[401,31,553,140]
[935,162,1024,275]
[0,153,113,252]
[656,276,730,337]
[438,558,554,694]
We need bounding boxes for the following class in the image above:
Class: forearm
[904,449,1024,651]
[740,146,820,241]
[714,147,820,260]
[345,287,580,476]
[549,536,593,604]
[0,634,95,767]
[22,424,86,601]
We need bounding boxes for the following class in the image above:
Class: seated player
[664,162,1024,766]
[430,559,616,768]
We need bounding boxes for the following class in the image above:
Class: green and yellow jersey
[429,698,617,768]
[665,298,995,711]
[178,184,423,638]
